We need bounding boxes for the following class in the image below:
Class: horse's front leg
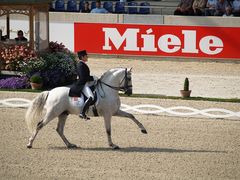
[103,114,120,149]
[115,109,147,134]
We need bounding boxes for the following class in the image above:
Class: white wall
[49,22,74,51]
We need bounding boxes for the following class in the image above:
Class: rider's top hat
[77,50,88,58]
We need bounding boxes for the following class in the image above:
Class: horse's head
[100,67,133,96]
[115,67,133,96]
[122,68,133,96]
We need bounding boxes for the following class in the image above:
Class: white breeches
[82,83,94,99]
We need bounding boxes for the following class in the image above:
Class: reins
[99,80,126,91]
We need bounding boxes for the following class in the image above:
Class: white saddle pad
[69,96,84,107]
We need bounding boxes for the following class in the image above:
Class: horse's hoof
[67,144,77,149]
[141,129,148,134]
[27,145,32,149]
[112,145,120,150]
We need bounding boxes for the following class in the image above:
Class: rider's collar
[80,60,87,64]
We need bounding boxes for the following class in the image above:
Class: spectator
[49,2,55,11]
[232,0,240,16]
[90,0,108,13]
[223,5,233,15]
[174,0,194,15]
[192,0,207,15]
[205,0,217,15]
[15,30,28,42]
[81,1,91,13]
[214,0,229,15]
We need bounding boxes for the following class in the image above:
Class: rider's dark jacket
[69,61,94,97]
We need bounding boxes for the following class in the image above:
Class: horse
[25,67,147,149]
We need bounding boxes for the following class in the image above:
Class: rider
[74,50,94,120]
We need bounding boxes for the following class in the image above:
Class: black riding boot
[79,97,93,120]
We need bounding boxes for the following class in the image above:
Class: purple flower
[0,76,30,89]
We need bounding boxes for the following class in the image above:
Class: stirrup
[79,113,90,120]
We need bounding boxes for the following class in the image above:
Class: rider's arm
[78,62,94,82]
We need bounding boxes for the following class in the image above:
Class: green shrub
[30,74,43,84]
[4,41,77,89]
[20,57,46,75]
[20,51,77,88]
[184,77,189,91]
[37,52,77,88]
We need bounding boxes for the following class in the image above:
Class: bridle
[97,68,132,97]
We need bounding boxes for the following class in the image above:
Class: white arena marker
[0,98,240,120]
[0,98,31,108]
[121,104,240,120]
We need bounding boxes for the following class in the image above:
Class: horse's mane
[100,67,125,80]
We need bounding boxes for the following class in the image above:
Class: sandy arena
[0,58,240,179]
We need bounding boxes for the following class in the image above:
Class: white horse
[25,67,147,149]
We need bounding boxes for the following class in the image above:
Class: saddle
[69,85,98,116]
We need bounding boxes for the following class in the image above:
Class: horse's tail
[25,91,49,134]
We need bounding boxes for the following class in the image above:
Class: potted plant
[30,74,43,90]
[180,77,191,98]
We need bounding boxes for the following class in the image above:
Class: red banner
[74,23,240,59]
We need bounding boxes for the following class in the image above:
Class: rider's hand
[93,76,98,81]
[93,76,98,85]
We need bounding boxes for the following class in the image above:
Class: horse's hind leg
[115,109,147,134]
[56,113,77,148]
[27,121,43,148]
[27,110,56,148]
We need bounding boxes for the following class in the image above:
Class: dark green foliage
[30,74,43,84]
[20,42,77,89]
[184,77,189,91]
[1,42,77,90]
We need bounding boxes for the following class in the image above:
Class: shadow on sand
[48,146,227,153]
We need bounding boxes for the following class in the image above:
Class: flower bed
[0,76,29,89]
[0,44,36,71]
[0,41,77,89]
